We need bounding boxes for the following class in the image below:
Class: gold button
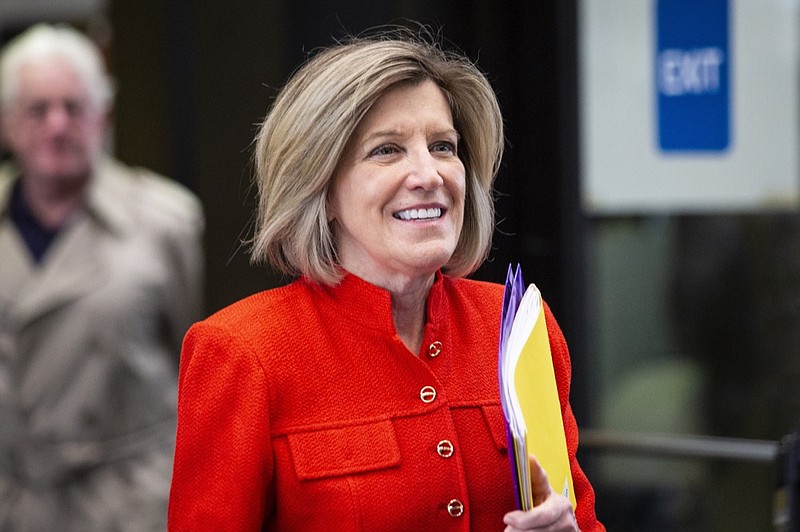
[428,341,442,357]
[447,499,464,517]
[419,386,437,403]
[437,439,454,458]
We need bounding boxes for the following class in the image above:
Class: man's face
[1,57,107,184]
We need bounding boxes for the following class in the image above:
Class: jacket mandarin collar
[304,271,447,335]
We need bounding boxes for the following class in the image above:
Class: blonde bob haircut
[252,29,504,285]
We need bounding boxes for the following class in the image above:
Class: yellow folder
[499,265,576,510]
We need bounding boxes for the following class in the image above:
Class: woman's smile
[392,206,444,221]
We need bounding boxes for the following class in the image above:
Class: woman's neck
[384,273,435,355]
[391,290,428,355]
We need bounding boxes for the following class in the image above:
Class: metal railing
[579,427,800,532]
[580,428,780,462]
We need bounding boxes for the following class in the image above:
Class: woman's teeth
[394,207,442,220]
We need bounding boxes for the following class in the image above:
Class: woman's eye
[370,145,397,157]
[431,141,457,155]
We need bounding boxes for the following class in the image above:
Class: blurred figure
[0,23,203,530]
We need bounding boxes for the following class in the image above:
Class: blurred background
[1,0,798,530]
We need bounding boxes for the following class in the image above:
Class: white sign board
[579,0,800,214]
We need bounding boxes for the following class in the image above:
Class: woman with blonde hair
[169,29,603,531]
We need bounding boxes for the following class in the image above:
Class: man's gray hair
[0,23,114,112]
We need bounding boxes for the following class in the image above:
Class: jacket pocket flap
[482,404,508,452]
[288,419,401,480]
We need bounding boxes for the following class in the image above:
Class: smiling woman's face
[329,79,466,287]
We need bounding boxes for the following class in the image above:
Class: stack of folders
[498,264,576,511]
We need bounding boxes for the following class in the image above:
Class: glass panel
[587,214,799,531]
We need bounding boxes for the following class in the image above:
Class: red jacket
[168,273,603,531]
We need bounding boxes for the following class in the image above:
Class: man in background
[0,23,204,530]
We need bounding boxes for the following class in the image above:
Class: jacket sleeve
[168,321,273,530]
[544,303,606,532]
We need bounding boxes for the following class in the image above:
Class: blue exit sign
[656,0,730,152]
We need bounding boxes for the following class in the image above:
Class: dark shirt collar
[9,179,58,263]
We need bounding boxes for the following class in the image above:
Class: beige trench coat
[0,157,204,531]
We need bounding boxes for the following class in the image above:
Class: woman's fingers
[529,454,552,507]
[502,454,578,531]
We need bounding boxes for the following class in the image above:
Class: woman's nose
[405,149,444,190]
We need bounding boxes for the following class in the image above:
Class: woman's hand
[502,455,579,531]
